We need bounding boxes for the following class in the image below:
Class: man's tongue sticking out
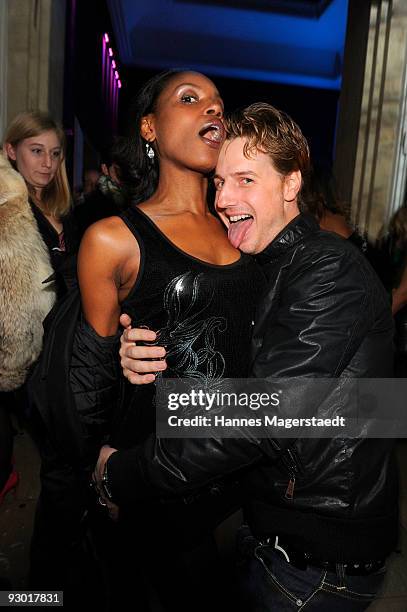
[228,218,253,249]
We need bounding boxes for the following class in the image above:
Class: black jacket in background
[73,186,122,239]
[30,201,79,298]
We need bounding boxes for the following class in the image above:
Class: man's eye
[181,94,198,104]
[31,149,42,154]
[214,180,224,190]
[241,178,253,185]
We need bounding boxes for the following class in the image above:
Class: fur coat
[0,151,56,391]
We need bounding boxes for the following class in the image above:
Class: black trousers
[102,493,241,612]
[28,435,153,612]
[29,430,240,611]
[28,436,108,611]
[29,454,225,612]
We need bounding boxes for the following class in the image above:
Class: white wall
[6,0,66,126]
[350,0,407,238]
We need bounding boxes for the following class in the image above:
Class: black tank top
[113,205,265,448]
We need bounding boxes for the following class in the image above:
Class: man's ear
[4,142,17,161]
[283,170,302,203]
[140,114,156,142]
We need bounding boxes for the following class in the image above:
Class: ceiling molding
[131,26,342,80]
[175,0,334,18]
[107,0,346,89]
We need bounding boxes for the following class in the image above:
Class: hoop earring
[145,142,155,161]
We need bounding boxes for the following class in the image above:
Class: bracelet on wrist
[101,460,113,500]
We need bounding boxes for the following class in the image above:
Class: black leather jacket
[28,286,121,471]
[107,214,398,561]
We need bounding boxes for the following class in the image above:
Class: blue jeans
[236,526,386,611]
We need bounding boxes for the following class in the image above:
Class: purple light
[108,47,113,57]
[112,60,116,69]
[114,70,119,80]
[104,33,109,43]
[118,80,122,89]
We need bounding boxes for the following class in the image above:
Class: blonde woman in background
[3,110,77,297]
[0,112,76,554]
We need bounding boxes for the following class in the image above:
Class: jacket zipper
[285,476,296,500]
[283,447,300,500]
[265,440,300,501]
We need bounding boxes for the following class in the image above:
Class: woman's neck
[31,189,58,222]
[29,186,43,206]
[148,164,210,215]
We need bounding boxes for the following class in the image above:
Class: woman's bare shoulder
[81,215,136,251]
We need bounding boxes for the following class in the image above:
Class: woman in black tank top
[77,71,264,611]
[27,70,264,609]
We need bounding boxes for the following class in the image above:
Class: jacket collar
[255,213,319,266]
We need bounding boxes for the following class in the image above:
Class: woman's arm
[78,218,139,336]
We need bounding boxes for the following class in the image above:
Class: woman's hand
[97,493,120,522]
[119,314,167,384]
[94,444,117,484]
[93,445,120,521]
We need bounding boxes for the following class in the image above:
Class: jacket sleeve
[252,246,380,379]
[69,316,121,464]
[107,433,275,506]
[105,246,385,506]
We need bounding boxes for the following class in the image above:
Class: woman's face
[143,72,225,174]
[5,130,62,192]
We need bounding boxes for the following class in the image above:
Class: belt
[263,535,385,576]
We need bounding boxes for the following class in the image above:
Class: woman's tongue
[227,218,253,249]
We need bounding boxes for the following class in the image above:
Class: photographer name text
[167,415,346,429]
